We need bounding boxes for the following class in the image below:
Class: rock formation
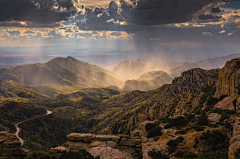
[0,131,29,159]
[215,58,240,98]
[170,68,218,96]
[64,133,142,159]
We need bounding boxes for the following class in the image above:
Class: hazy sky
[1,0,240,67]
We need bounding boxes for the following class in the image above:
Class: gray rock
[89,147,134,159]
[107,141,117,148]
[208,113,221,122]
[66,133,96,142]
[214,94,238,111]
[95,135,120,143]
[88,141,106,148]
[118,138,141,147]
[50,146,66,153]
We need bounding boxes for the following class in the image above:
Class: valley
[1,55,240,158]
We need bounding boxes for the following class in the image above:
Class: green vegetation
[234,147,240,159]
[27,150,100,159]
[199,130,229,151]
[145,123,163,138]
[197,150,228,159]
[148,149,169,159]
[167,136,184,153]
[165,114,195,129]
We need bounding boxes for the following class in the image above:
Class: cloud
[75,0,224,31]
[0,0,85,27]
[202,32,213,36]
[198,14,215,20]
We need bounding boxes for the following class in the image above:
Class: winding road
[14,110,52,146]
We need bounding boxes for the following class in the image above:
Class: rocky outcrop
[0,131,29,159]
[208,113,221,122]
[50,146,67,153]
[169,68,218,96]
[228,117,240,159]
[214,94,239,111]
[215,58,240,98]
[89,147,133,159]
[65,133,141,159]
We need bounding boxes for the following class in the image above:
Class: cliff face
[170,68,218,96]
[215,58,240,98]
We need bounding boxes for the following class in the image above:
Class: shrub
[219,113,230,122]
[199,130,228,151]
[219,95,228,101]
[183,152,198,159]
[148,149,169,159]
[146,123,163,138]
[165,114,194,129]
[175,136,184,143]
[145,123,159,132]
[27,150,100,159]
[174,150,184,157]
[167,139,178,152]
[195,137,199,144]
[234,147,240,159]
[176,130,187,135]
[197,150,228,159]
[197,114,209,126]
[193,125,204,131]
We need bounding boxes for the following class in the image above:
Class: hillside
[91,68,219,135]
[0,56,124,89]
[123,71,172,91]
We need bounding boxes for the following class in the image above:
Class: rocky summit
[215,58,240,98]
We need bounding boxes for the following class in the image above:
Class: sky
[1,0,240,68]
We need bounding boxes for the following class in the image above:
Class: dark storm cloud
[198,14,215,20]
[211,7,222,12]
[0,0,84,27]
[76,0,222,31]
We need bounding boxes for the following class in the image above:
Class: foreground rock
[65,133,142,159]
[214,94,238,111]
[0,131,29,159]
[89,147,133,159]
[229,117,240,159]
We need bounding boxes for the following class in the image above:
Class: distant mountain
[123,71,172,91]
[113,59,161,79]
[196,53,240,69]
[0,56,124,88]
[167,62,199,77]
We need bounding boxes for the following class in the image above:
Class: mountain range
[1,54,240,159]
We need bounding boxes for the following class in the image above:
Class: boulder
[208,113,221,122]
[88,141,106,148]
[107,141,117,148]
[66,141,89,151]
[214,94,238,111]
[50,146,66,153]
[66,133,96,142]
[95,135,120,143]
[142,144,168,159]
[89,147,134,159]
[118,138,141,147]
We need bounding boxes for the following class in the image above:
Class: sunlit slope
[0,80,48,100]
[91,68,219,134]
[0,56,124,88]
[123,71,173,91]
